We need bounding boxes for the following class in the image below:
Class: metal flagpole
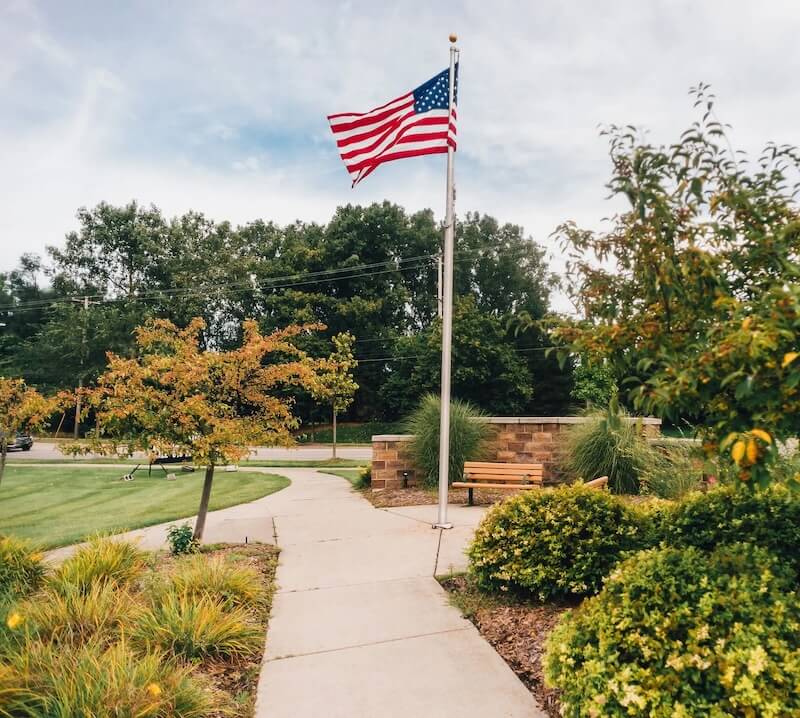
[434,34,459,529]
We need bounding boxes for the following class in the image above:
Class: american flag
[328,66,458,186]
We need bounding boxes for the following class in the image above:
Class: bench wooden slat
[464,461,542,471]
[464,466,543,475]
[463,475,542,484]
[464,471,543,479]
[452,481,541,491]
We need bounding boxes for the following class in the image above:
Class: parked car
[4,432,33,451]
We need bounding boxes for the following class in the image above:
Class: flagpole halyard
[434,34,459,530]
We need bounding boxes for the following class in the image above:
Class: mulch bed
[153,543,279,718]
[363,486,511,508]
[439,574,577,718]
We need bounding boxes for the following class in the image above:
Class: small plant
[468,485,649,600]
[562,398,651,494]
[0,535,46,599]
[354,466,371,490]
[50,537,147,595]
[167,523,199,556]
[544,543,800,717]
[160,554,265,611]
[658,484,800,573]
[133,592,262,661]
[406,393,493,488]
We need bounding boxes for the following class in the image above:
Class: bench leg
[468,487,474,506]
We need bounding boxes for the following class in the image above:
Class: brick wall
[370,416,661,489]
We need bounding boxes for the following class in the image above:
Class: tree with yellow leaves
[313,332,359,459]
[65,317,325,539]
[553,87,800,489]
[0,378,56,488]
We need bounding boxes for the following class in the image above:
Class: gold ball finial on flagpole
[449,33,458,43]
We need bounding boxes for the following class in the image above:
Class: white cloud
[1,0,799,316]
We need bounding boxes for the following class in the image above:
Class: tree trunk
[332,406,337,460]
[0,437,6,490]
[193,464,215,541]
[74,378,82,440]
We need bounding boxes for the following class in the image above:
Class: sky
[1,0,799,311]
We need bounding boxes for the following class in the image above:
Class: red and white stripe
[328,92,457,186]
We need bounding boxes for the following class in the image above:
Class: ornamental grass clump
[468,485,648,600]
[133,592,262,661]
[562,399,650,494]
[22,582,139,647]
[544,543,800,717]
[50,537,148,595]
[161,554,265,611]
[406,393,492,488]
[0,535,46,599]
[0,640,217,717]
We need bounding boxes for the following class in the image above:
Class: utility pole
[70,295,99,439]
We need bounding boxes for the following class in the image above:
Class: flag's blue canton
[412,64,458,114]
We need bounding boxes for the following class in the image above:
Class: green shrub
[159,554,265,611]
[0,536,46,599]
[51,537,147,595]
[167,523,199,556]
[406,393,493,488]
[133,592,262,661]
[658,484,800,573]
[0,640,216,717]
[562,399,650,494]
[544,544,800,717]
[355,466,371,489]
[468,485,648,600]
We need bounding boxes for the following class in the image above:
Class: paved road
[13,441,371,463]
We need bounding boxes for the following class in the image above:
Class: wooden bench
[453,462,544,505]
[583,475,609,490]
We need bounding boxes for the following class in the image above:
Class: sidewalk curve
[255,469,545,718]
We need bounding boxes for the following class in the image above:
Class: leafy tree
[455,213,554,318]
[553,86,800,488]
[380,297,534,417]
[313,332,359,458]
[0,378,56,488]
[571,359,618,408]
[64,317,324,539]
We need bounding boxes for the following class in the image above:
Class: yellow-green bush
[51,537,147,595]
[467,485,648,600]
[544,544,800,717]
[0,536,46,599]
[133,592,262,661]
[158,554,265,611]
[0,640,217,717]
[657,484,800,574]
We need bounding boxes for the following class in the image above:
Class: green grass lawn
[0,465,289,549]
[319,468,366,487]
[8,457,365,468]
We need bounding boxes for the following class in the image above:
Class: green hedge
[467,486,648,600]
[658,485,800,574]
[544,543,800,717]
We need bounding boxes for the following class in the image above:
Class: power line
[0,253,447,315]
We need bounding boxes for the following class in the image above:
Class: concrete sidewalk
[255,469,544,717]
